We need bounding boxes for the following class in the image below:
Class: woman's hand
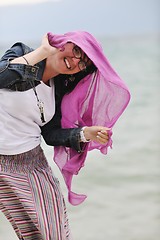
[83,126,111,144]
[40,34,58,57]
[11,33,58,66]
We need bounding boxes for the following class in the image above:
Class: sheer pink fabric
[48,31,131,205]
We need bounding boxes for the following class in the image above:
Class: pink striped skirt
[0,145,72,240]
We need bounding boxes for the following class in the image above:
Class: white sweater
[0,81,55,155]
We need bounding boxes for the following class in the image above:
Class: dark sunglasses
[72,45,89,71]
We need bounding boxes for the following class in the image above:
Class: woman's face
[51,42,91,75]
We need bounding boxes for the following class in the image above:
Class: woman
[0,31,130,240]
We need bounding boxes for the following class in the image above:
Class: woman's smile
[64,57,71,69]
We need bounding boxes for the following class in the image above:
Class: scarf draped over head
[47,31,131,205]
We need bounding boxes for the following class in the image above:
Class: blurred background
[0,0,160,239]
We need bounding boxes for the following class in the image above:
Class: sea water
[0,34,159,240]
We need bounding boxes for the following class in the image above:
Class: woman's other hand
[83,126,111,144]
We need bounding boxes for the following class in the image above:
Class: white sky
[0,0,60,6]
[0,0,159,40]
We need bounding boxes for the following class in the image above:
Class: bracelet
[80,127,90,142]
[22,56,29,65]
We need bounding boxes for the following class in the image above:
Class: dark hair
[54,64,97,94]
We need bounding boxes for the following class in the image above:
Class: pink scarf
[48,31,131,205]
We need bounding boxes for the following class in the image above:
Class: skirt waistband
[0,145,49,173]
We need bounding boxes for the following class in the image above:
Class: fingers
[100,127,111,132]
[47,32,66,48]
[83,126,112,144]
[96,130,109,144]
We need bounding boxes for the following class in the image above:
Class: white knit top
[0,81,55,155]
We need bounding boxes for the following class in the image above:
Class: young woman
[0,31,130,240]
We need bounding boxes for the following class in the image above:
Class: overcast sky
[0,0,159,44]
[0,0,61,6]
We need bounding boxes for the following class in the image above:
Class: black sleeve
[41,116,83,153]
[41,78,84,153]
[0,43,40,91]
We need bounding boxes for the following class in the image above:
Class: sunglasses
[72,45,89,71]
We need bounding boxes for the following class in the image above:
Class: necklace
[30,81,46,123]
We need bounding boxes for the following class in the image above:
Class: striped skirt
[0,145,72,240]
